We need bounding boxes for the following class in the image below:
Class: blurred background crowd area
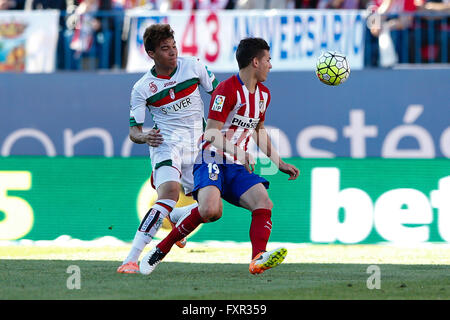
[0,0,448,70]
[1,0,449,11]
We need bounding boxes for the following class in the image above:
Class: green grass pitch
[0,244,449,300]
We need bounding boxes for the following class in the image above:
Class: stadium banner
[125,9,365,72]
[0,10,59,73]
[0,157,448,244]
[0,69,448,158]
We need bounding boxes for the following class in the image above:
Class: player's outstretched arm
[129,125,164,147]
[253,122,300,181]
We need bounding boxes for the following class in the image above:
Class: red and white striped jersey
[203,74,271,164]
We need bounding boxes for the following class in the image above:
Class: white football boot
[139,247,166,275]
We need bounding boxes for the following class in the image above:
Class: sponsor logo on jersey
[160,97,192,114]
[231,114,259,129]
[149,82,157,93]
[164,81,177,87]
[209,173,218,181]
[212,95,225,112]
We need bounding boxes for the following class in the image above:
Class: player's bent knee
[199,205,222,222]
[266,198,274,210]
[257,197,273,211]
[208,214,222,222]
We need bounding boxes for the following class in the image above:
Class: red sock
[249,209,272,259]
[157,206,205,254]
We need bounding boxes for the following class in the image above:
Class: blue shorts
[192,160,269,207]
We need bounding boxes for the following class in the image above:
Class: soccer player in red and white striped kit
[140,37,300,275]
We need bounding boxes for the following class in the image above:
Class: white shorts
[149,141,198,195]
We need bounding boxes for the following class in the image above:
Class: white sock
[122,199,176,264]
[122,231,153,265]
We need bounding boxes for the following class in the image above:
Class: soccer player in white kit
[117,24,219,273]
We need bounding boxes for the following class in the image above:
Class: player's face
[149,37,178,71]
[255,50,272,82]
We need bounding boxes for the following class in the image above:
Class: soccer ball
[316,51,350,86]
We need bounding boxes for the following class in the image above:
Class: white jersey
[129,56,219,194]
[129,56,219,145]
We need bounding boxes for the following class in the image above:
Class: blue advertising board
[0,69,449,158]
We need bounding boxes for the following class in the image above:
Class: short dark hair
[143,24,175,52]
[235,38,270,70]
